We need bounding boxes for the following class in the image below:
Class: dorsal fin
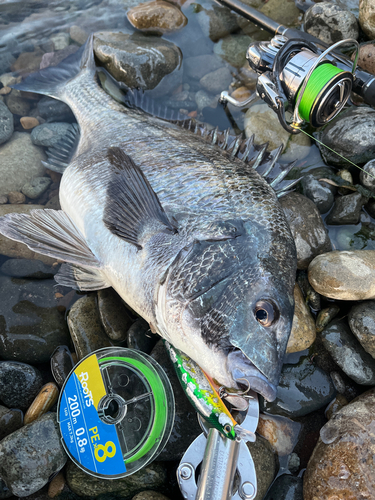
[103,147,178,250]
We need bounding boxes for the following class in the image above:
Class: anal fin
[103,147,178,250]
[42,123,80,174]
[55,263,110,291]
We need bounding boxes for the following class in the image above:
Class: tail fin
[12,35,95,100]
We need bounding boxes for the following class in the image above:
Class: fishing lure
[164,340,255,442]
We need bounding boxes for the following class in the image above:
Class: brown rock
[304,388,375,500]
[260,0,301,27]
[0,205,56,265]
[48,471,65,498]
[0,86,11,95]
[20,116,40,130]
[359,0,375,39]
[230,86,252,101]
[257,413,301,456]
[24,382,59,425]
[325,394,348,420]
[353,42,375,76]
[8,191,26,204]
[287,283,316,353]
[127,0,188,34]
[0,195,8,204]
[132,492,170,500]
[308,250,375,300]
[11,49,44,75]
[247,435,277,500]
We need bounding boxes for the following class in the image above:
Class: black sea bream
[0,36,298,401]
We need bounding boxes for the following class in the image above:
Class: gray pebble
[326,192,367,225]
[300,174,335,214]
[22,177,52,199]
[280,192,332,270]
[264,474,303,500]
[0,405,23,441]
[330,371,346,395]
[4,91,30,116]
[348,301,375,359]
[184,54,223,80]
[322,319,375,385]
[0,258,56,279]
[127,318,158,354]
[0,413,67,497]
[360,159,375,192]
[0,101,13,145]
[0,361,43,411]
[30,122,72,147]
[194,89,217,110]
[50,345,74,388]
[214,34,253,68]
[200,66,232,94]
[37,97,74,122]
[98,288,133,342]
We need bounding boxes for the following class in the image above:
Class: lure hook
[219,378,254,411]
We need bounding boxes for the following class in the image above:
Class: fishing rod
[216,0,375,134]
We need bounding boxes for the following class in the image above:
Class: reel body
[221,36,359,134]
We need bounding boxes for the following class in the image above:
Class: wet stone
[325,393,348,420]
[194,89,217,110]
[264,474,303,500]
[69,25,88,45]
[11,49,44,75]
[184,54,223,80]
[0,132,46,197]
[31,122,73,148]
[66,460,166,497]
[287,452,300,474]
[244,102,290,152]
[50,345,75,388]
[297,270,321,311]
[127,0,187,34]
[47,471,65,499]
[317,107,375,167]
[0,361,42,412]
[7,191,26,204]
[0,276,70,364]
[300,174,335,214]
[348,301,375,358]
[132,492,171,500]
[22,177,52,199]
[37,97,75,122]
[304,388,375,500]
[0,258,57,279]
[213,34,253,68]
[359,0,375,39]
[127,318,158,354]
[67,294,112,360]
[40,45,80,71]
[94,31,181,91]
[0,413,67,497]
[195,4,241,42]
[360,158,375,192]
[24,382,59,425]
[151,340,201,460]
[199,67,232,94]
[0,405,23,441]
[4,91,31,116]
[97,288,133,342]
[354,42,375,76]
[260,355,336,418]
[257,413,301,456]
[304,2,358,44]
[280,192,332,270]
[260,0,301,27]
[247,435,277,500]
[286,283,316,354]
[316,305,340,333]
[326,191,367,225]
[321,319,375,385]
[0,478,12,499]
[0,101,13,145]
[308,250,375,300]
[50,33,70,51]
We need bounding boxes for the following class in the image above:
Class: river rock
[0,276,70,364]
[70,25,89,45]
[195,4,241,42]
[247,435,277,500]
[67,294,112,359]
[37,97,75,122]
[0,132,46,197]
[24,382,59,425]
[348,301,375,358]
[127,318,159,353]
[321,319,375,385]
[127,0,187,34]
[317,107,375,167]
[287,283,316,353]
[66,460,166,497]
[0,258,56,279]
[261,355,336,418]
[97,288,133,342]
[199,66,232,94]
[264,475,303,500]
[132,492,170,500]
[300,171,336,214]
[0,101,13,145]
[22,177,52,199]
[325,393,348,420]
[308,250,375,300]
[354,42,375,76]
[360,158,375,192]
[297,269,321,311]
[257,413,301,456]
[213,34,252,68]
[0,405,23,441]
[0,413,67,497]
[260,0,301,27]
[4,91,30,116]
[30,122,72,147]
[11,49,44,75]
[326,191,367,225]
[0,361,42,411]
[304,2,358,44]
[244,102,290,151]
[304,388,375,500]
[359,0,375,39]
[316,305,340,333]
[151,340,202,460]
[281,132,311,162]
[50,32,70,51]
[94,31,181,91]
[194,89,217,110]
[7,191,25,204]
[184,54,223,80]
[50,345,75,387]
[280,192,332,269]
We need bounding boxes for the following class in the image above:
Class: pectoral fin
[103,147,177,250]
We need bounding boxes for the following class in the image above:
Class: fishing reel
[220,36,360,134]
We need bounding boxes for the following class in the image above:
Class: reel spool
[57,348,175,479]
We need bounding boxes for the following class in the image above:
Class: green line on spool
[297,63,343,122]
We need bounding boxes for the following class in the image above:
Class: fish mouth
[227,350,278,402]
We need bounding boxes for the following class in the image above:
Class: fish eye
[254,300,277,327]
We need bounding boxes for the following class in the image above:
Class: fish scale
[0,36,298,401]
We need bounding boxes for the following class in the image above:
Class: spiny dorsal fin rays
[103,147,178,250]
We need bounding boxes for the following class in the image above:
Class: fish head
[156,219,297,402]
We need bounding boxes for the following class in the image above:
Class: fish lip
[228,350,278,402]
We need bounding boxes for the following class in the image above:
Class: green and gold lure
[164,340,255,441]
